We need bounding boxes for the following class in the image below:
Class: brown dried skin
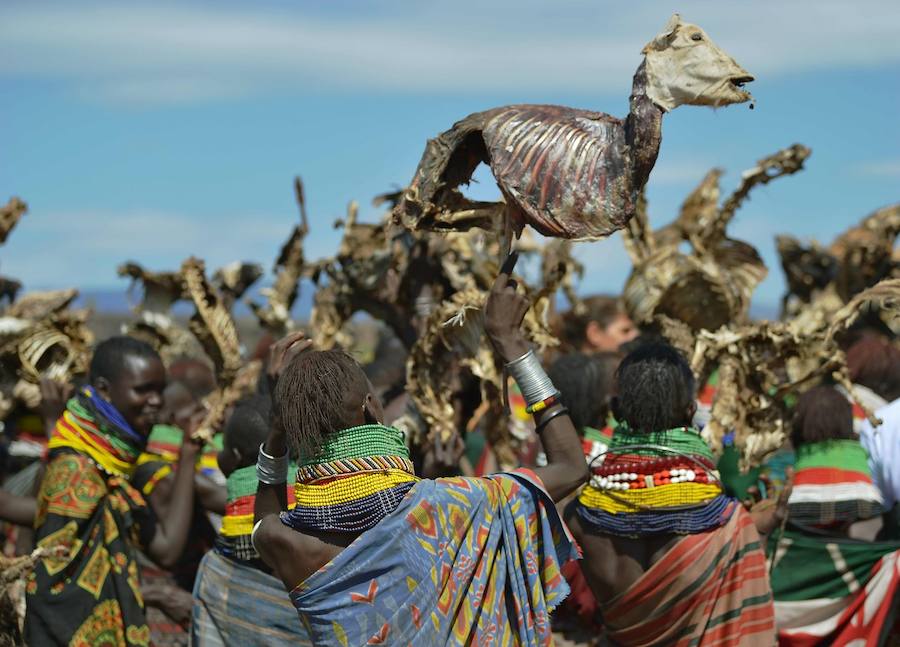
[623,144,810,330]
[657,278,900,468]
[406,287,557,468]
[181,257,242,385]
[117,262,187,314]
[250,177,312,334]
[776,202,898,322]
[395,15,753,242]
[212,261,263,310]
[0,197,27,245]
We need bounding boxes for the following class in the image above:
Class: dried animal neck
[626,61,665,191]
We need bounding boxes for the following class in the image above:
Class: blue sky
[1,1,898,313]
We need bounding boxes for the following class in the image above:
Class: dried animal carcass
[623,144,811,330]
[395,15,754,243]
[0,197,26,245]
[405,286,559,469]
[250,177,312,335]
[116,261,201,363]
[661,278,900,468]
[776,202,899,331]
[310,200,451,351]
[0,546,66,647]
[0,289,93,418]
[181,257,261,443]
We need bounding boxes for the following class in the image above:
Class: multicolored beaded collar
[280,424,419,534]
[217,464,297,562]
[577,425,734,536]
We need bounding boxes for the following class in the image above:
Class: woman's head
[274,349,383,457]
[791,385,853,447]
[90,336,166,436]
[845,334,900,402]
[561,295,637,353]
[612,342,696,433]
[548,352,619,432]
[219,394,272,477]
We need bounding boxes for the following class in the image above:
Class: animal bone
[395,14,753,242]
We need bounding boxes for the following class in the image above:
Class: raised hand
[266,331,313,393]
[484,252,530,362]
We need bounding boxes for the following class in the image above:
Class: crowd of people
[1,170,898,646]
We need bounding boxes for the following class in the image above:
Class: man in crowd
[25,337,202,647]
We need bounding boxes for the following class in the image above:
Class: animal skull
[643,14,754,111]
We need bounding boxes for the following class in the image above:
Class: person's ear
[94,377,112,401]
[585,320,605,349]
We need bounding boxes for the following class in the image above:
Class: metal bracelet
[505,348,559,407]
[256,442,289,485]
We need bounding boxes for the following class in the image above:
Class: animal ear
[644,13,681,52]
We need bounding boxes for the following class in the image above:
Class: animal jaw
[642,14,754,112]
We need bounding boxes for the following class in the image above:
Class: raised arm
[254,332,312,524]
[146,410,203,568]
[484,253,589,501]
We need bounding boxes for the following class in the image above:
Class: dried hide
[0,197,27,245]
[405,287,558,469]
[660,278,900,468]
[394,15,753,241]
[624,144,810,330]
[0,290,93,420]
[0,546,66,647]
[181,258,243,383]
[250,177,311,334]
[776,202,899,327]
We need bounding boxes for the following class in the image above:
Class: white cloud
[0,208,299,288]
[854,161,900,178]
[1,1,898,106]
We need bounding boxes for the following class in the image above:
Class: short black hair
[224,395,273,466]
[89,336,160,384]
[791,385,853,446]
[548,352,618,432]
[614,342,695,434]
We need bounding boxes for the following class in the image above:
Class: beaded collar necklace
[280,424,419,534]
[577,425,732,536]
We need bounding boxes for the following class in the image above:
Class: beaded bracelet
[256,443,289,485]
[535,406,569,434]
[525,393,560,415]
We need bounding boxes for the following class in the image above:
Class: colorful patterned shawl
[25,454,156,647]
[26,392,156,647]
[602,504,775,646]
[770,528,900,646]
[290,470,577,646]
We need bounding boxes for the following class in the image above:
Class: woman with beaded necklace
[565,342,782,646]
[252,255,589,645]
